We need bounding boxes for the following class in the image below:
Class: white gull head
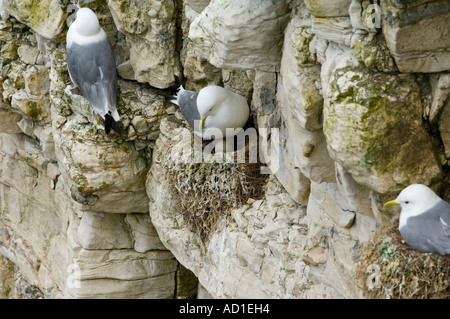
[387,184,442,229]
[73,7,101,37]
[195,85,249,139]
[196,86,227,120]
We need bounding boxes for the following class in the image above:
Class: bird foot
[71,87,82,95]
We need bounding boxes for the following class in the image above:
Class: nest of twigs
[358,221,450,299]
[160,131,268,245]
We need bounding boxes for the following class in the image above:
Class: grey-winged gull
[384,184,450,255]
[66,7,122,135]
[171,78,249,140]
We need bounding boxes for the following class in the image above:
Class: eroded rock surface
[0,0,449,299]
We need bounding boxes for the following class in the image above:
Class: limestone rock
[23,65,50,96]
[189,0,291,69]
[197,283,213,298]
[381,0,450,72]
[2,0,67,42]
[57,121,149,213]
[350,32,397,73]
[77,212,133,250]
[348,0,364,30]
[49,48,169,214]
[311,16,353,46]
[0,113,196,299]
[0,24,52,127]
[323,66,443,193]
[148,135,313,297]
[17,44,40,65]
[180,0,221,87]
[0,106,22,133]
[1,42,18,60]
[252,68,312,205]
[0,256,15,299]
[334,162,373,217]
[147,121,379,298]
[304,0,352,17]
[10,89,50,123]
[305,181,379,297]
[34,125,56,161]
[65,248,179,298]
[277,5,335,185]
[181,42,223,90]
[272,139,312,206]
[429,73,450,123]
[2,0,450,301]
[108,80,169,142]
[125,214,168,252]
[437,74,450,159]
[252,70,277,131]
[278,5,321,130]
[108,0,181,88]
[0,132,76,298]
[147,116,357,298]
[222,69,254,102]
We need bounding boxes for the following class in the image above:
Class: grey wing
[67,38,117,117]
[438,201,450,236]
[178,90,200,129]
[419,201,450,254]
[425,236,450,255]
[440,217,450,237]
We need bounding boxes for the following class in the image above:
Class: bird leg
[70,87,82,95]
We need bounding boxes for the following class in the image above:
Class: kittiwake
[171,78,249,140]
[384,184,450,255]
[66,7,122,135]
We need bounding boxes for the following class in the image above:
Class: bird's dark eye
[405,201,409,204]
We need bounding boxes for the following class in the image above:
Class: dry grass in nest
[358,221,450,299]
[160,133,268,245]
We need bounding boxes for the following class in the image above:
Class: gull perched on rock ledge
[171,77,250,140]
[66,7,122,135]
[384,184,450,255]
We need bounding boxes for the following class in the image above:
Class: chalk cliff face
[0,0,449,298]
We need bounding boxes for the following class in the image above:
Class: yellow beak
[384,200,400,207]
[199,118,205,131]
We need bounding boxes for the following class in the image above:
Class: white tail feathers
[111,108,120,121]
[170,84,185,106]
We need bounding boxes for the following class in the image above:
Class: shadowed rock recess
[0,0,449,299]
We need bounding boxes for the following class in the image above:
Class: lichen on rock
[108,0,181,88]
[3,0,67,42]
[351,32,398,73]
[2,0,450,300]
[324,66,443,193]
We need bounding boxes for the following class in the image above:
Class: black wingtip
[169,75,183,96]
[174,75,182,88]
[104,112,122,136]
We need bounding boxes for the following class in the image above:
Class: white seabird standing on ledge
[66,7,121,135]
[384,184,450,255]
[171,77,249,140]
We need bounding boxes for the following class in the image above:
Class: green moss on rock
[24,100,41,119]
[324,66,442,193]
[1,43,18,61]
[5,0,67,42]
[351,32,398,73]
[292,25,316,66]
